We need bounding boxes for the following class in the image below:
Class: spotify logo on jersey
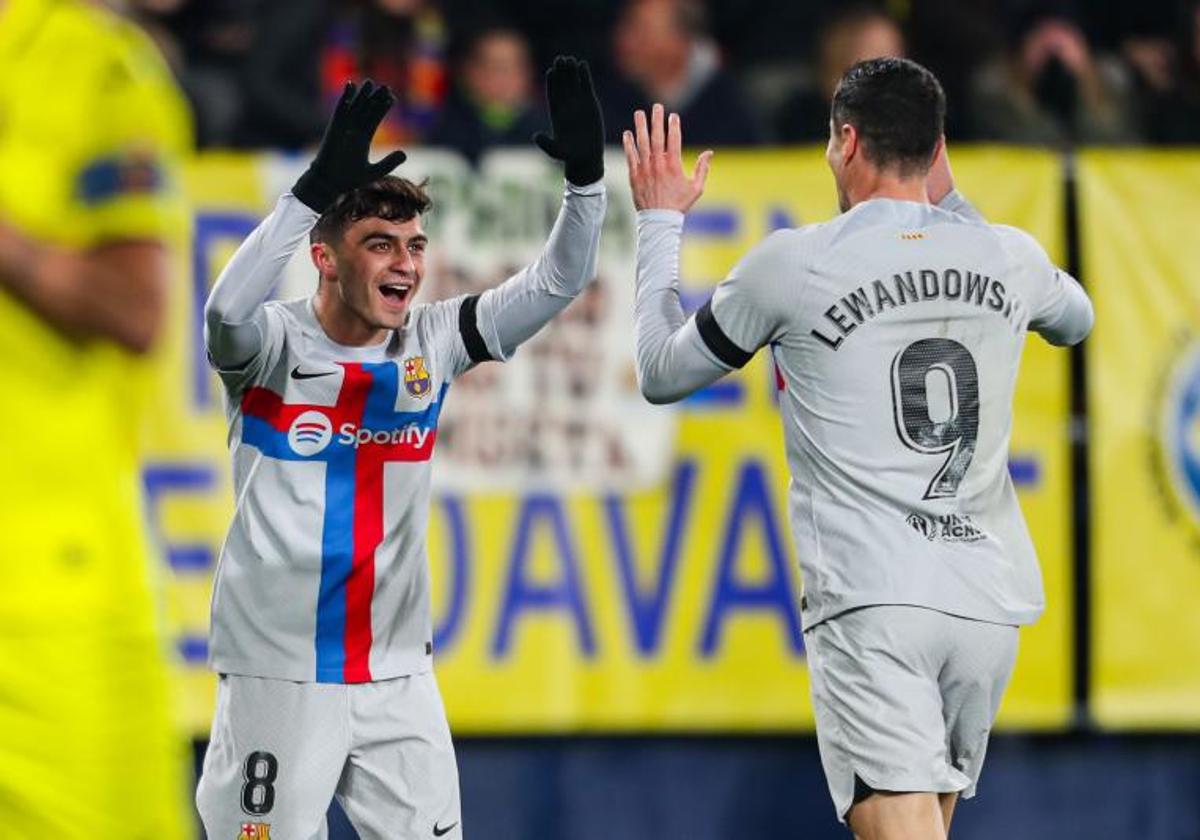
[287,411,333,456]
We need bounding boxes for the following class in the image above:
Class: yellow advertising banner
[1079,151,1200,728]
[148,147,1073,735]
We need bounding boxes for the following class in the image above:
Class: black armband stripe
[458,294,494,364]
[695,300,753,369]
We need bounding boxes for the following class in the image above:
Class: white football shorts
[196,671,461,839]
[804,605,1018,822]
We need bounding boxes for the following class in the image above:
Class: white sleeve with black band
[457,294,494,365]
[695,300,753,369]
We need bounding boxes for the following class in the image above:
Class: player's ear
[310,241,338,281]
[839,122,859,166]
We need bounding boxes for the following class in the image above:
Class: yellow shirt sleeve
[0,0,192,249]
[68,19,192,247]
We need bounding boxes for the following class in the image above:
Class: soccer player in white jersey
[196,58,605,839]
[622,57,1093,839]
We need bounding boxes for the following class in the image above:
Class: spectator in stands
[130,0,257,148]
[320,0,449,147]
[967,6,1141,145]
[600,0,766,146]
[906,0,1007,138]
[776,4,905,143]
[1122,0,1200,143]
[430,24,546,164]
[239,0,447,150]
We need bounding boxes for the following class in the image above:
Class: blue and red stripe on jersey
[239,361,448,683]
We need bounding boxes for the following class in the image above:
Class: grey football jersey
[634,194,1093,628]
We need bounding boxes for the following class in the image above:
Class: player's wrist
[636,208,685,226]
[564,157,604,187]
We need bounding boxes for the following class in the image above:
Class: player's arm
[1021,235,1093,346]
[926,139,986,223]
[205,80,406,372]
[203,194,317,370]
[1032,271,1093,346]
[459,57,606,367]
[623,105,792,404]
[0,230,166,354]
[996,226,1093,346]
[931,144,1091,345]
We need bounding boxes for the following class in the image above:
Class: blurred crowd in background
[126,0,1200,156]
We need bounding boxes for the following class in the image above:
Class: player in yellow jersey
[0,0,194,836]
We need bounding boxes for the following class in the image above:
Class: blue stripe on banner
[679,289,713,315]
[315,444,357,682]
[178,635,209,664]
[1009,456,1040,487]
[683,209,738,237]
[168,545,213,571]
[683,380,745,407]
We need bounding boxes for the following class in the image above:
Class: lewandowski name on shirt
[811,267,1027,351]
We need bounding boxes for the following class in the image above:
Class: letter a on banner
[493,494,596,657]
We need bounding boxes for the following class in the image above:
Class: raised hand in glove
[533,56,605,187]
[292,80,408,213]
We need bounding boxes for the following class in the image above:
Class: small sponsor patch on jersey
[900,231,926,240]
[76,152,164,205]
[237,824,271,840]
[905,512,987,543]
[404,356,432,398]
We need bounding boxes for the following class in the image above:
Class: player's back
[738,197,1090,628]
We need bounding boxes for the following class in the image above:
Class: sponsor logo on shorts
[404,355,432,398]
[237,824,271,840]
[905,512,988,543]
[433,821,458,837]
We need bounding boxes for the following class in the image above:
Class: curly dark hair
[310,176,432,244]
[831,57,945,177]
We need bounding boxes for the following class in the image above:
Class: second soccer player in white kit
[196,58,606,839]
[622,58,1093,839]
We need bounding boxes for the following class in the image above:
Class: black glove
[533,56,605,186]
[292,80,408,212]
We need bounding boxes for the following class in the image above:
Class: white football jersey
[210,294,469,683]
[205,184,605,682]
[635,195,1093,628]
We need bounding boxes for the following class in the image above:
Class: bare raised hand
[622,103,713,213]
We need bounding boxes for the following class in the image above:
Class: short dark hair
[830,57,945,176]
[310,176,432,244]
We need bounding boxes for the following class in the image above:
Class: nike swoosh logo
[433,821,458,836]
[290,365,335,380]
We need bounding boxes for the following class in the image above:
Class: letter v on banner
[603,461,698,656]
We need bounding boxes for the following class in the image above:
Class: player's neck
[312,292,389,347]
[850,171,930,208]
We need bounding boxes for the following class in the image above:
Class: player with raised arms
[196,57,605,839]
[622,58,1092,839]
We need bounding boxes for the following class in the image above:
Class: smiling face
[312,215,428,338]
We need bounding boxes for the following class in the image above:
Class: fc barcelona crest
[237,824,271,840]
[403,356,432,398]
